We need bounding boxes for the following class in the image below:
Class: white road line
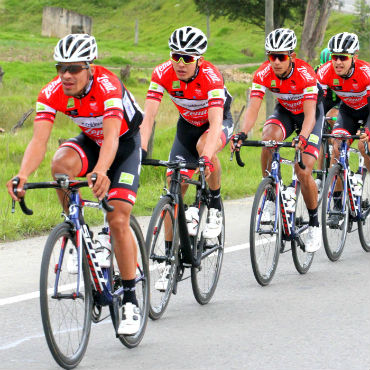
[0,242,251,308]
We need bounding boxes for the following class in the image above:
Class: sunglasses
[170,52,200,64]
[55,64,90,74]
[267,53,290,62]
[331,54,352,62]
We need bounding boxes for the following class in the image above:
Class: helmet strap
[181,60,200,83]
[341,57,355,79]
[73,63,93,99]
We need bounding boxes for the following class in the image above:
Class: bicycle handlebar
[142,158,199,170]
[231,139,305,169]
[11,173,114,215]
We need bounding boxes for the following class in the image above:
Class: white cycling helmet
[265,28,297,52]
[54,34,98,63]
[168,26,207,55]
[328,32,359,54]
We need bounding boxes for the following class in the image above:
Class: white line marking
[0,243,252,308]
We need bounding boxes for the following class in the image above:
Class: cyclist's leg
[51,133,98,211]
[196,110,234,237]
[106,132,142,335]
[261,104,294,177]
[358,115,370,172]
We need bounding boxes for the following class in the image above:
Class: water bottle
[353,173,363,197]
[283,186,296,213]
[185,206,199,236]
[95,228,111,268]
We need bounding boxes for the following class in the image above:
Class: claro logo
[297,66,314,81]
[42,78,61,99]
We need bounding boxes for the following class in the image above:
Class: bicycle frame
[167,164,221,268]
[259,147,307,242]
[327,139,369,222]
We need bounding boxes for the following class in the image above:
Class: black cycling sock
[209,188,221,210]
[308,207,319,227]
[165,240,172,256]
[333,191,342,209]
[122,279,138,306]
[316,173,323,181]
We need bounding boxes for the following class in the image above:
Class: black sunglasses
[331,54,352,62]
[267,53,290,62]
[55,64,89,74]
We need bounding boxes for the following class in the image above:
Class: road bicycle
[11,174,149,369]
[232,139,315,286]
[142,158,224,319]
[321,132,370,261]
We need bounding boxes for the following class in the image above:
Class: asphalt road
[0,198,369,370]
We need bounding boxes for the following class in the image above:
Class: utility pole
[265,0,274,119]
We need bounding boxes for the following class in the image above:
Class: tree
[194,0,334,62]
[299,0,335,62]
[353,0,370,53]
[194,0,306,29]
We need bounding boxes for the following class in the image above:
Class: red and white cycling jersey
[146,60,231,126]
[317,59,370,110]
[35,66,142,146]
[251,59,318,115]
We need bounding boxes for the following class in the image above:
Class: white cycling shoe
[305,226,322,253]
[261,200,275,223]
[67,248,78,274]
[155,264,170,292]
[117,302,141,335]
[202,208,223,239]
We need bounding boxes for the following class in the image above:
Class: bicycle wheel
[109,216,150,348]
[40,223,92,370]
[358,171,370,252]
[146,196,179,320]
[191,200,225,305]
[291,183,315,274]
[322,164,349,261]
[250,177,281,286]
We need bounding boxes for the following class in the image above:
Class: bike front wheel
[250,177,281,286]
[358,171,370,252]
[322,164,349,261]
[109,215,150,348]
[191,201,225,305]
[291,183,315,274]
[40,223,92,370]
[146,196,179,320]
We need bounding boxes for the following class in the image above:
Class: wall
[42,7,92,38]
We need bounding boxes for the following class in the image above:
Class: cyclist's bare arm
[241,97,263,135]
[201,106,223,159]
[231,97,262,151]
[6,119,53,200]
[140,99,161,151]
[87,117,121,200]
[297,99,316,151]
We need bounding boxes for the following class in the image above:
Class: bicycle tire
[40,223,92,370]
[250,177,281,286]
[358,171,370,252]
[109,215,150,348]
[291,183,315,274]
[322,164,349,261]
[146,196,179,320]
[191,200,225,305]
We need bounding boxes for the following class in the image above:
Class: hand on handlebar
[7,175,27,201]
[230,132,247,152]
[87,171,111,201]
[293,135,308,153]
[357,127,370,143]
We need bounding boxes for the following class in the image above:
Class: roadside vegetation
[0,0,358,240]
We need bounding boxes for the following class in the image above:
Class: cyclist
[232,28,324,253]
[6,34,144,335]
[314,47,341,190]
[140,26,233,240]
[317,32,370,222]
